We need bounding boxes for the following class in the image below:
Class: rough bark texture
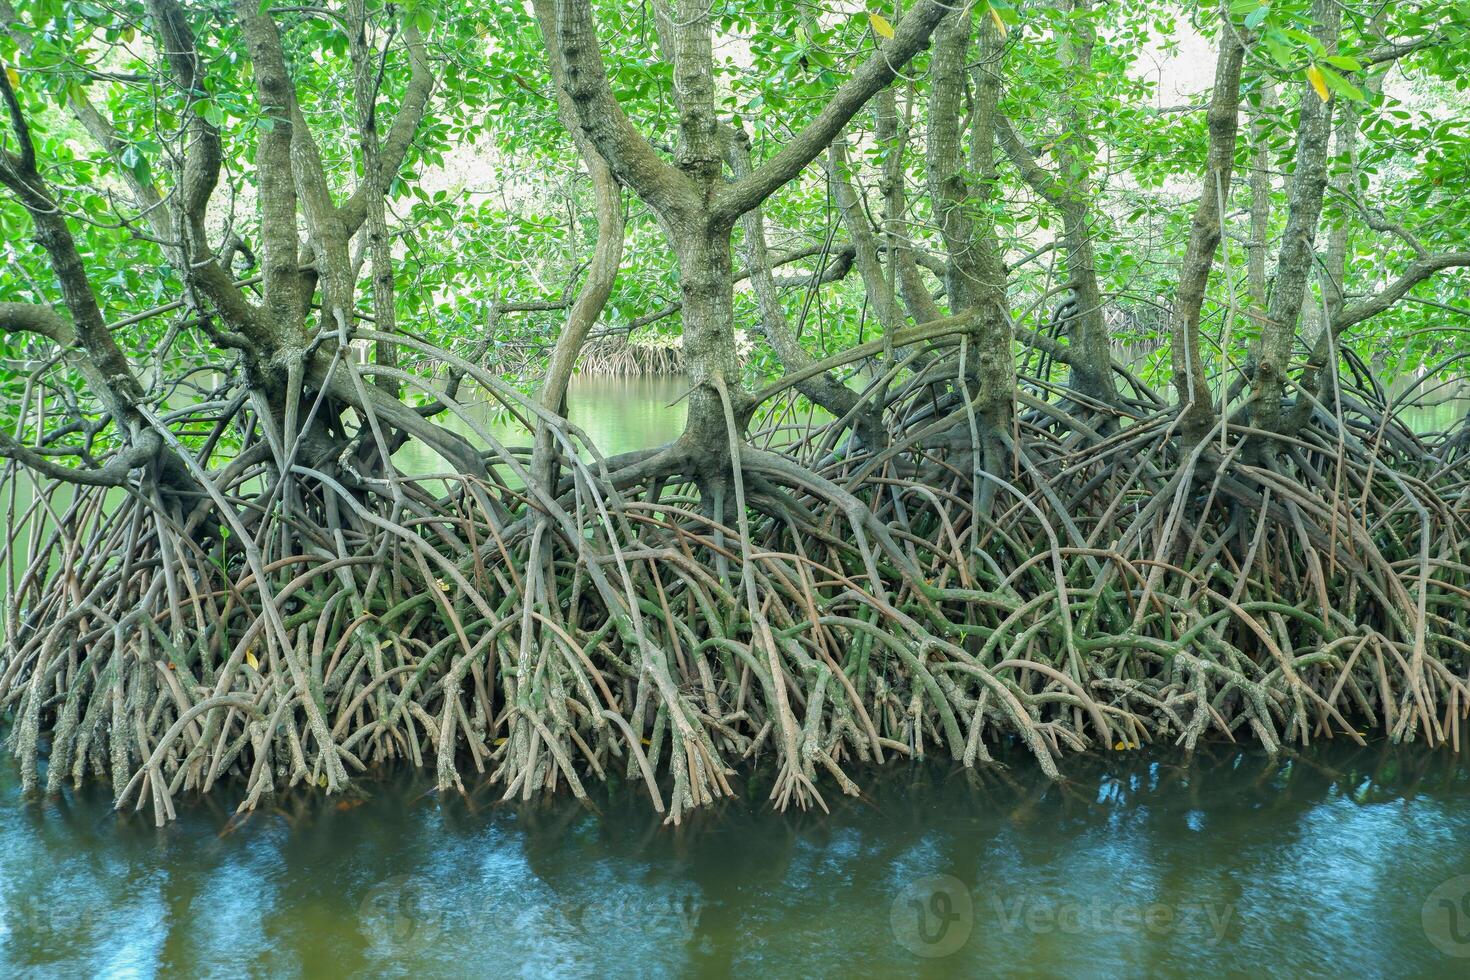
[1169,16,1245,447]
[540,0,947,482]
[1251,0,1341,441]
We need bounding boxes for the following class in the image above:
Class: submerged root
[2,343,1467,825]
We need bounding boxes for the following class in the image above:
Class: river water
[3,744,1469,976]
[5,375,1470,976]
[391,372,1470,474]
[392,375,692,475]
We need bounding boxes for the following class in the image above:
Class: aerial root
[2,347,1467,823]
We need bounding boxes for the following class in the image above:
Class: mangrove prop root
[2,342,1468,826]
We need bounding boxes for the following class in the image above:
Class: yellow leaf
[245,648,259,670]
[989,6,1007,38]
[1306,64,1329,103]
[4,66,17,90]
[869,12,895,40]
[318,773,328,788]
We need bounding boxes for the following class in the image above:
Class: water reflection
[3,743,1468,977]
[1388,375,1470,433]
[392,374,690,476]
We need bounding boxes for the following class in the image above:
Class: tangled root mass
[3,339,1467,825]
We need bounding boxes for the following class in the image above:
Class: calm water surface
[393,374,691,475]
[390,373,1470,478]
[2,743,1469,977]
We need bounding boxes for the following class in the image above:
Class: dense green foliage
[4,1,1467,404]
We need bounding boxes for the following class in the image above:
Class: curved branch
[713,0,947,224]
[0,430,162,487]
[1335,252,1470,332]
[0,302,74,344]
[536,0,689,215]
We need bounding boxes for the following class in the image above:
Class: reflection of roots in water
[3,339,1468,825]
[577,334,687,377]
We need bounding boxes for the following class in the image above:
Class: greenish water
[1388,375,1470,433]
[390,372,1470,478]
[3,744,1469,976]
[393,374,692,475]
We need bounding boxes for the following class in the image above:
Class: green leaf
[1316,63,1363,102]
[1262,34,1292,67]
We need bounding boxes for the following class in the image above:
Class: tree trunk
[1169,16,1245,448]
[671,217,747,481]
[1251,0,1341,442]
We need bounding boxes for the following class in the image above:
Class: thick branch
[537,0,689,215]
[540,153,625,418]
[0,302,75,344]
[1336,252,1470,332]
[1169,14,1245,444]
[145,0,222,226]
[235,0,304,341]
[0,430,163,487]
[1252,0,1341,437]
[713,0,946,224]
